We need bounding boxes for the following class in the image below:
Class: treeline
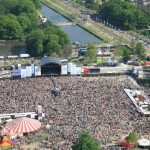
[0,0,40,40]
[115,42,146,62]
[99,0,150,30]
[75,0,150,31]
[75,0,100,10]
[0,0,70,57]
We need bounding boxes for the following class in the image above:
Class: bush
[125,132,138,143]
[72,132,101,150]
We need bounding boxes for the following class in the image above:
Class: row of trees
[75,0,100,10]
[75,0,150,30]
[99,0,150,30]
[0,0,71,57]
[115,42,146,62]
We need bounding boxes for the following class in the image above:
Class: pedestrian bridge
[56,22,76,26]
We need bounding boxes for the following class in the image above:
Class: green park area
[0,0,71,58]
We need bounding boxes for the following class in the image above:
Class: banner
[67,62,72,74]
[77,67,82,75]
[31,64,35,75]
[61,65,67,75]
[71,64,77,75]
[26,66,32,77]
[34,65,41,76]
[12,69,21,77]
[21,68,27,78]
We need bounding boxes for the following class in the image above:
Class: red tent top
[120,140,134,148]
[0,128,9,136]
[0,127,16,136]
[144,61,150,66]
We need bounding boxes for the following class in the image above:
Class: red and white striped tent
[0,127,10,136]
[0,127,16,136]
[5,117,41,133]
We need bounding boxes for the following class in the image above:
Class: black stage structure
[40,57,61,75]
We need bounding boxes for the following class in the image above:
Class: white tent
[138,138,150,147]
[97,48,103,55]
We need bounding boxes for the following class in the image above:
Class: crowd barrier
[0,112,37,123]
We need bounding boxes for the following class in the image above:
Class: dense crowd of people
[0,76,150,149]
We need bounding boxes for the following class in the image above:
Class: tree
[18,13,31,31]
[27,13,39,30]
[0,15,23,40]
[125,132,138,143]
[13,0,36,15]
[115,47,124,61]
[0,0,18,15]
[135,43,146,60]
[97,57,104,66]
[122,48,131,62]
[0,0,39,40]
[43,24,70,57]
[84,45,97,65]
[44,40,61,56]
[72,132,101,150]
[130,39,136,53]
[26,29,45,57]
[31,0,42,9]
[115,47,132,62]
[99,0,149,30]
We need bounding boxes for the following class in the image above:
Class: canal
[41,5,101,44]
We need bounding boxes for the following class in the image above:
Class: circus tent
[0,127,10,136]
[5,117,41,133]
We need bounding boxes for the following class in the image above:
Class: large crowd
[0,76,150,149]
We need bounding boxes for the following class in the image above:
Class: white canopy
[138,138,150,146]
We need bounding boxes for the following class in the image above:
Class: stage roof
[40,57,61,66]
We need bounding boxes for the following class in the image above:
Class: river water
[0,40,26,56]
[41,5,101,44]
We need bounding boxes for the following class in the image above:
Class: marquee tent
[5,117,41,133]
[138,138,150,148]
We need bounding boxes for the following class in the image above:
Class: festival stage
[124,88,150,115]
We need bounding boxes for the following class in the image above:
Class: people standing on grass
[0,76,149,149]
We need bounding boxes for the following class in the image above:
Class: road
[87,64,133,73]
